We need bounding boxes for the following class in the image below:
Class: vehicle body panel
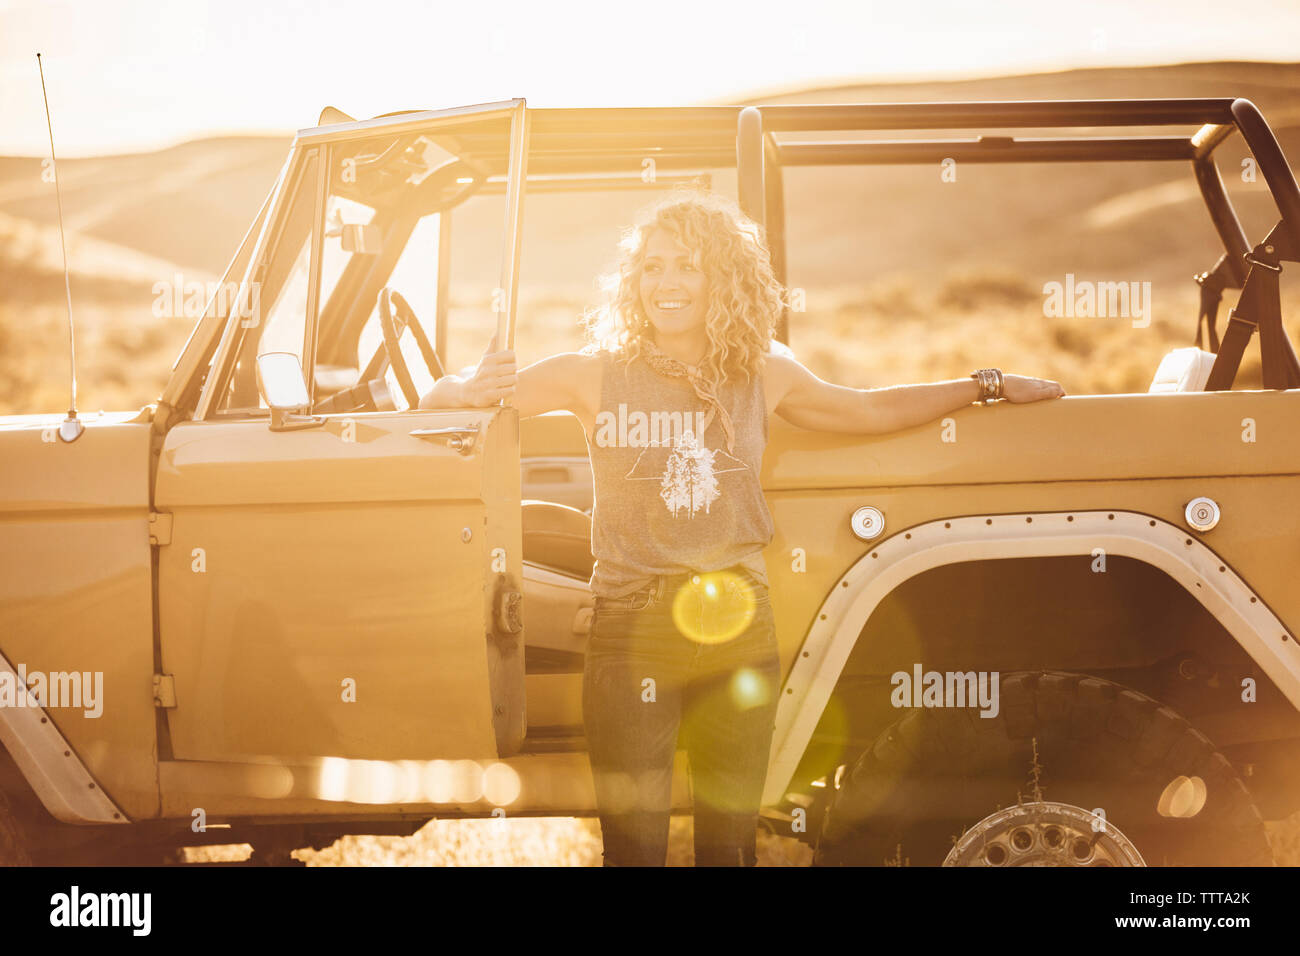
[153,407,524,766]
[0,416,159,820]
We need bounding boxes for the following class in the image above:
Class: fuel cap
[1185,497,1220,532]
[850,506,886,541]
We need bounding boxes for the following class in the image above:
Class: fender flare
[763,509,1299,806]
[0,648,128,824]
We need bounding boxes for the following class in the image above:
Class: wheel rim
[943,801,1146,867]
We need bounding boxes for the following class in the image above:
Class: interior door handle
[410,424,479,454]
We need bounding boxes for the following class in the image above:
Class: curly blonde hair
[581,187,787,388]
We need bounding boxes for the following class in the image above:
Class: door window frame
[193,99,530,421]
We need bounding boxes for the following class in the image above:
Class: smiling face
[638,226,709,340]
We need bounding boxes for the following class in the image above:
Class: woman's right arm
[418,337,589,420]
[419,334,513,410]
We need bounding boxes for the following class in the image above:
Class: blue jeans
[582,565,781,866]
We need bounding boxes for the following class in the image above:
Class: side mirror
[256,352,324,432]
[340,223,383,254]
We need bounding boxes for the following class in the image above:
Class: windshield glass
[214,152,378,414]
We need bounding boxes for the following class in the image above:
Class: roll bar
[735,98,1300,356]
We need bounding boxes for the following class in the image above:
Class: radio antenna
[37,52,83,443]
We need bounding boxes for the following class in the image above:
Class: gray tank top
[583,348,775,598]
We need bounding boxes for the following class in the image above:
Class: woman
[420,189,1065,866]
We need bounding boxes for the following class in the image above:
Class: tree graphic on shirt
[623,427,748,519]
[660,429,720,516]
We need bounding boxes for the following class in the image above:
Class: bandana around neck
[638,339,737,454]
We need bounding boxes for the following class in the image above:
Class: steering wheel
[376,287,446,407]
[311,288,446,415]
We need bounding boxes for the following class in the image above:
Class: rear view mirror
[256,352,323,431]
[341,223,383,254]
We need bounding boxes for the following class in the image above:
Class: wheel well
[790,554,1300,818]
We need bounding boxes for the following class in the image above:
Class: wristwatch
[970,368,1004,404]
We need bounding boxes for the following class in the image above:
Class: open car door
[153,101,529,767]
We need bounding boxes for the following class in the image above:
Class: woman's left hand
[1001,373,1066,403]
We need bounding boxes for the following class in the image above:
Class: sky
[2,0,1299,156]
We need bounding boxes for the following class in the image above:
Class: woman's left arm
[767,353,1066,435]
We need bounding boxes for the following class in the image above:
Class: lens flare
[317,757,349,802]
[422,759,455,803]
[670,570,757,644]
[482,761,522,806]
[451,759,485,803]
[313,757,506,805]
[729,667,771,711]
[1157,775,1207,818]
[595,770,639,813]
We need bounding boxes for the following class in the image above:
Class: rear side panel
[762,389,1300,658]
[759,390,1300,803]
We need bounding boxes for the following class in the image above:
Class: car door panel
[153,406,524,764]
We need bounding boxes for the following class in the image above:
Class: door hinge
[153,674,177,709]
[494,588,523,636]
[149,511,173,546]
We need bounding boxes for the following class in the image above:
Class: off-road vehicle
[2,96,1298,866]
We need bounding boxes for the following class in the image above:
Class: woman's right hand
[459,334,518,407]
